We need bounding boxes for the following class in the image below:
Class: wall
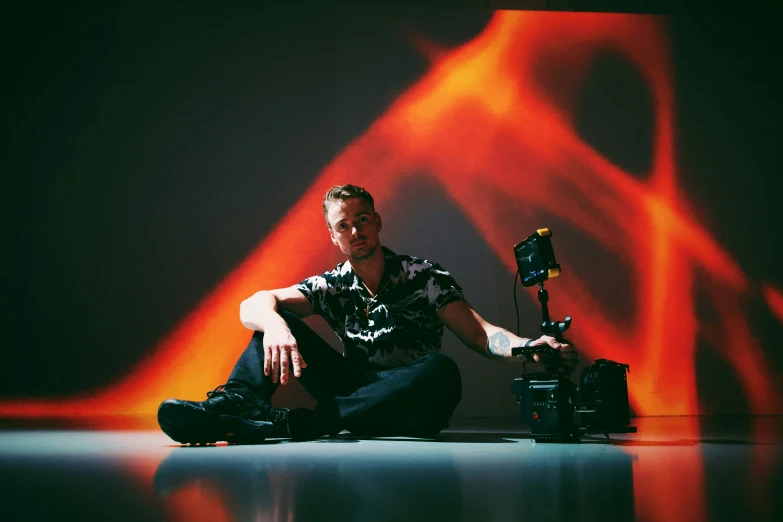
[2,3,781,419]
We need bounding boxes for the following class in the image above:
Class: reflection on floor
[1,416,781,522]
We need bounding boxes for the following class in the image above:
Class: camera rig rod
[537,281,572,343]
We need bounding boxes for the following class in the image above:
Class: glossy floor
[1,417,781,522]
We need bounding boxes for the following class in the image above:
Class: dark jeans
[228,311,462,438]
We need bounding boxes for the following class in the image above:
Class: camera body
[510,355,635,442]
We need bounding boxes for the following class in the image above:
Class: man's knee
[415,352,462,405]
[418,352,460,377]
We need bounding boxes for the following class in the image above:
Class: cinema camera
[510,229,637,442]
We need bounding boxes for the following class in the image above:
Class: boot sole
[157,400,274,445]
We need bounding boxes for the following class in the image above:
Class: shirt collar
[339,246,402,291]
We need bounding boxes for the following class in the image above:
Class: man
[157,184,577,444]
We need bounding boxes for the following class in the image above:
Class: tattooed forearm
[487,332,511,357]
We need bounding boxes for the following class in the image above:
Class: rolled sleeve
[427,264,465,311]
[295,275,331,317]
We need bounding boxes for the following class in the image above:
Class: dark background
[2,1,781,417]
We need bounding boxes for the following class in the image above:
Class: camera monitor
[513,228,561,287]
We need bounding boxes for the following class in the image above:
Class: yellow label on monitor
[537,228,551,236]
[548,267,560,278]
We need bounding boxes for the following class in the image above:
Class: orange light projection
[1,11,780,419]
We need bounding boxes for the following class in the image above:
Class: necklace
[364,295,377,318]
[360,281,379,318]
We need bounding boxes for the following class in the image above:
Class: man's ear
[329,227,338,246]
[375,212,383,233]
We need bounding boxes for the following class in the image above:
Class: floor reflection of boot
[153,444,463,522]
[153,448,313,522]
[161,479,232,522]
[154,449,265,521]
[153,449,207,498]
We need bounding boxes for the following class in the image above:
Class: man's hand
[526,335,579,369]
[263,327,307,385]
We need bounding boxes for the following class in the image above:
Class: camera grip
[510,345,567,374]
[510,346,557,359]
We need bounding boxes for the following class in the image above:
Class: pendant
[365,305,370,318]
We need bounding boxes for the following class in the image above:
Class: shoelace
[268,408,289,424]
[205,383,273,416]
[206,384,249,404]
[206,384,228,398]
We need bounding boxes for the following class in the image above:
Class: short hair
[322,184,376,228]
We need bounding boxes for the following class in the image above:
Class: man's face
[326,197,383,262]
